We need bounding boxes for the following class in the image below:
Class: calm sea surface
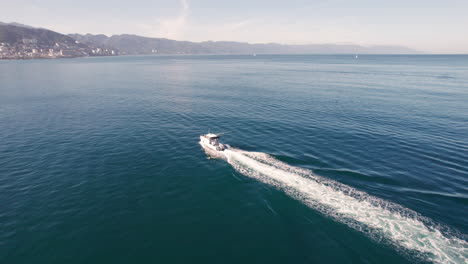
[1,55,467,263]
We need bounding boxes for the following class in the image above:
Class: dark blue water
[1,55,467,264]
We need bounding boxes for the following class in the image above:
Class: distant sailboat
[355,54,358,59]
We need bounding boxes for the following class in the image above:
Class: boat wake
[222,148,467,264]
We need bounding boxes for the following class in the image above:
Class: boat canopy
[204,133,219,138]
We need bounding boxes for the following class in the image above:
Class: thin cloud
[145,0,190,40]
[226,19,255,31]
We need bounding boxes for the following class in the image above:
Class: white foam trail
[223,148,467,264]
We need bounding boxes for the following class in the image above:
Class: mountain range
[1,21,420,57]
[69,33,419,55]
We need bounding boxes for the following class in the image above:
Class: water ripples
[1,55,467,263]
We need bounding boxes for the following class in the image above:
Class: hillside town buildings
[0,39,118,59]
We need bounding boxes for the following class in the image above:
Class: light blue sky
[2,0,468,53]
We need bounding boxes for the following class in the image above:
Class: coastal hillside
[0,23,80,46]
[0,22,118,59]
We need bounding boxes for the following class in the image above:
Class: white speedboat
[199,133,229,152]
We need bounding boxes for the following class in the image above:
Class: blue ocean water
[0,55,467,263]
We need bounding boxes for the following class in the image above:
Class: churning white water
[223,149,467,264]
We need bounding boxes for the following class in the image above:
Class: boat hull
[199,134,229,158]
[199,141,226,159]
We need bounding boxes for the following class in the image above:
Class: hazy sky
[2,0,468,53]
